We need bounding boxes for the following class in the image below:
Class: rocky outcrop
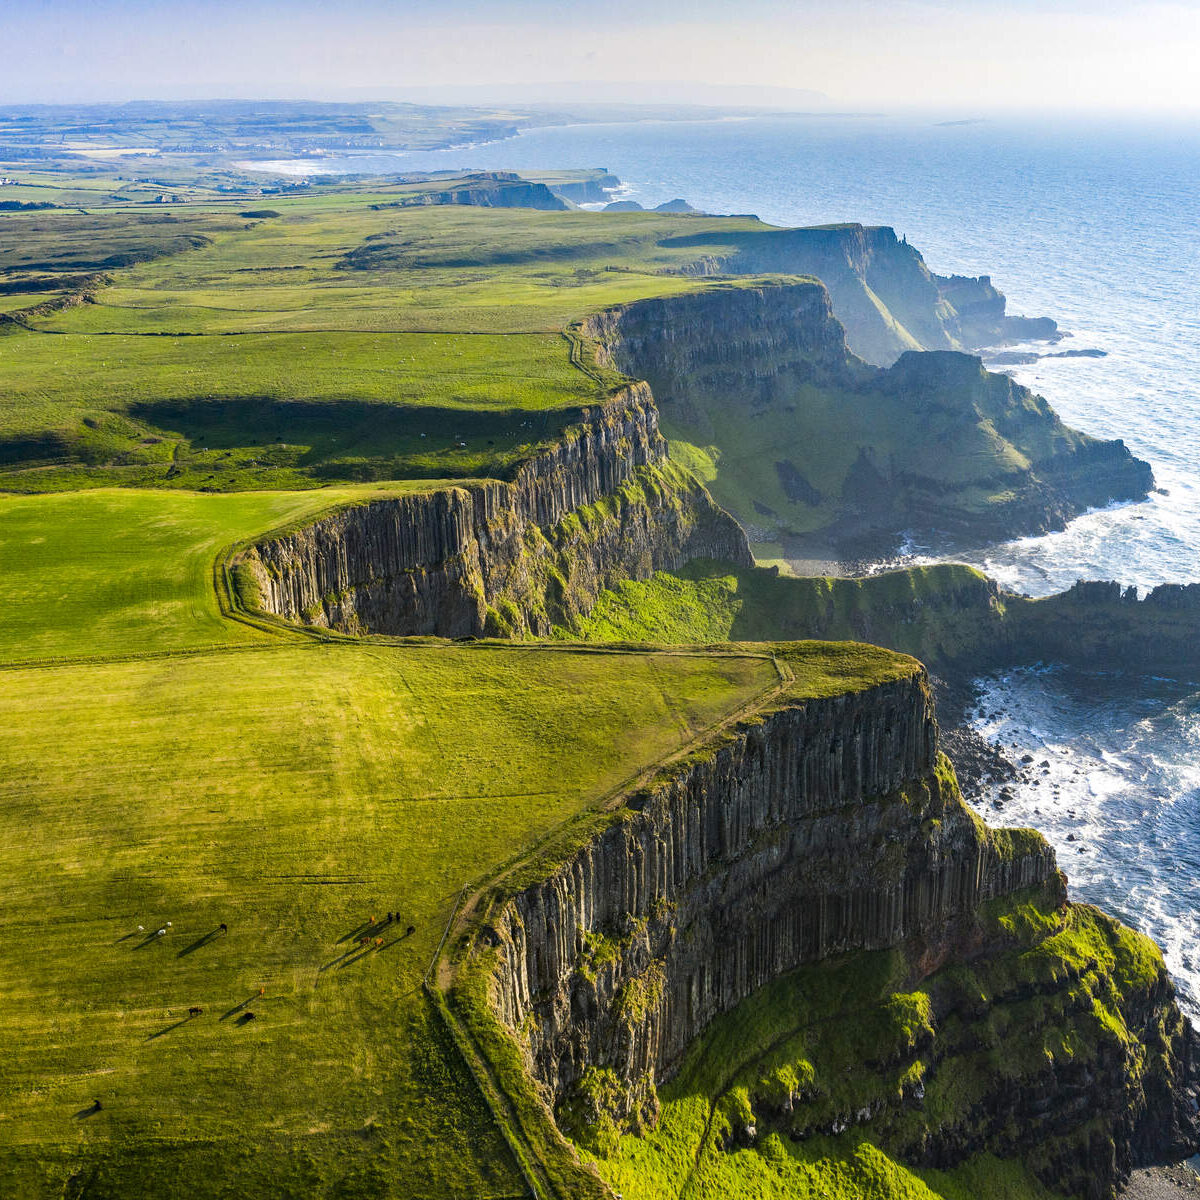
[1009,580,1200,679]
[544,171,622,204]
[238,385,752,637]
[660,223,1058,366]
[364,172,568,212]
[581,284,1152,555]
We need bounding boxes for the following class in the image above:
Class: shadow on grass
[73,1102,102,1120]
[220,996,258,1022]
[337,921,375,946]
[146,1017,192,1041]
[334,935,409,970]
[235,1012,258,1027]
[177,928,222,958]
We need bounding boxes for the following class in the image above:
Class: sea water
[265,114,1200,1009]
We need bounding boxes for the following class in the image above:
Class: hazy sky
[4,0,1199,112]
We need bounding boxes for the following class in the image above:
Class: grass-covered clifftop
[0,166,1191,1200]
[0,486,781,1199]
[0,180,1150,558]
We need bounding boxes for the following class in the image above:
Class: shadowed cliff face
[467,657,1198,1200]
[583,284,1152,558]
[660,224,1058,366]
[487,669,1051,1114]
[238,384,752,637]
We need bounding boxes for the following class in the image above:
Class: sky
[4,0,1200,112]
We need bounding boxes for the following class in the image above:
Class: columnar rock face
[240,384,752,636]
[488,667,1056,1118]
[583,279,859,396]
[476,658,1199,1199]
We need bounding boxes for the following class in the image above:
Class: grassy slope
[0,488,778,1198]
[563,559,1003,670]
[586,889,1164,1200]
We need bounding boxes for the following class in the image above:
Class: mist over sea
[272,114,1200,1008]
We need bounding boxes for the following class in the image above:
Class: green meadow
[0,485,779,1197]
[0,484,452,662]
[0,193,776,491]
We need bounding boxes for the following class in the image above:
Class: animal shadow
[146,1018,190,1041]
[177,928,222,958]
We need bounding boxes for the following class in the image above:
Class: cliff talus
[237,385,751,637]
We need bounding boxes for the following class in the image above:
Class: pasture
[0,486,778,1197]
[0,192,769,491]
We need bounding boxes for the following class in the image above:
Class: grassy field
[0,485,469,662]
[0,486,779,1197]
[0,189,784,490]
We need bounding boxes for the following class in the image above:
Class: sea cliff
[237,384,751,636]
[580,283,1152,556]
[454,648,1198,1200]
[663,223,1059,366]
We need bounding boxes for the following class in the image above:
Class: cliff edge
[443,644,1198,1200]
[235,384,751,637]
[582,282,1152,558]
[662,223,1059,366]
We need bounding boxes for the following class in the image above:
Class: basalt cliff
[451,649,1198,1200]
[235,384,751,637]
[662,222,1059,366]
[581,282,1151,557]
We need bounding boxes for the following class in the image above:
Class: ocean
[258,113,1200,1010]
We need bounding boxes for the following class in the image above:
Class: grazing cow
[219,923,227,934]
[258,987,264,996]
[156,928,167,937]
[406,925,415,936]
[243,1011,256,1021]
[188,1006,203,1017]
[136,925,144,933]
[94,1099,102,1111]
[386,912,393,923]
[375,937,382,946]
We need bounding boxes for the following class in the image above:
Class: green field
[0,485,461,661]
[0,195,785,492]
[0,488,783,1198]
